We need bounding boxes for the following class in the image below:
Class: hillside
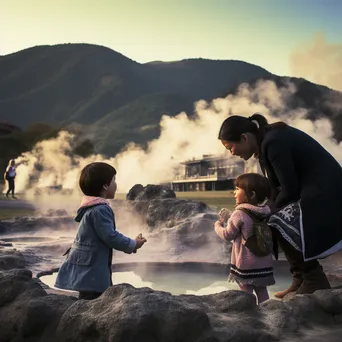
[1,43,341,156]
[0,44,272,154]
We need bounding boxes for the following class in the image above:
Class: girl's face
[105,176,117,199]
[234,186,248,205]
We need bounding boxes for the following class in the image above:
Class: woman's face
[221,133,257,160]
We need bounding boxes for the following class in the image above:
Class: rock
[260,299,299,338]
[55,284,342,342]
[283,294,334,325]
[56,285,276,342]
[127,184,224,254]
[135,184,176,202]
[335,314,342,324]
[146,199,211,228]
[161,216,223,248]
[0,241,13,247]
[126,184,144,200]
[127,184,213,231]
[1,272,342,342]
[0,268,39,306]
[0,249,26,270]
[313,289,342,315]
[128,184,177,217]
[0,269,76,342]
[56,284,212,342]
[0,221,7,234]
[0,216,75,234]
[45,209,69,217]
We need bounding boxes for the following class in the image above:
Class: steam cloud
[290,33,342,91]
[9,80,342,204]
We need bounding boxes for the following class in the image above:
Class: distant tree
[73,139,95,157]
[25,122,60,144]
[0,122,21,136]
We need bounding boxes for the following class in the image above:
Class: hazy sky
[1,0,342,77]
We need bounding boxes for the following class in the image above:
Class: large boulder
[0,249,26,270]
[152,214,226,250]
[126,184,144,200]
[127,184,214,228]
[55,285,342,342]
[135,184,176,202]
[126,184,222,251]
[146,198,211,228]
[0,215,75,234]
[0,269,76,342]
[1,271,342,342]
[128,184,177,216]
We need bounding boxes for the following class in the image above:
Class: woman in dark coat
[218,113,342,297]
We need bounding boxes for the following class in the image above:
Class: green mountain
[0,44,271,155]
[1,43,341,156]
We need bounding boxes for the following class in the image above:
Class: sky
[1,0,342,81]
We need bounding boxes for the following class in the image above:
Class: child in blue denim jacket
[55,162,146,300]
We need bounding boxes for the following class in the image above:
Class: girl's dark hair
[234,173,271,204]
[79,162,116,196]
[218,113,286,148]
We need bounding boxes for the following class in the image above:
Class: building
[171,153,260,192]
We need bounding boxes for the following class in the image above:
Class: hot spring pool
[1,236,56,244]
[39,261,297,297]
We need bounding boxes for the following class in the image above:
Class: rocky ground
[1,185,342,341]
[1,248,342,342]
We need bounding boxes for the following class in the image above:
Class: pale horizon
[2,0,342,89]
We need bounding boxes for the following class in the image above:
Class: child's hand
[215,220,223,228]
[135,233,147,250]
[218,208,230,224]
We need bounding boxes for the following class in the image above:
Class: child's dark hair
[79,162,116,196]
[234,173,271,204]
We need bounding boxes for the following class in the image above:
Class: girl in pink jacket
[215,173,275,304]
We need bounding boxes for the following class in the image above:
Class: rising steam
[290,33,342,91]
[9,80,342,203]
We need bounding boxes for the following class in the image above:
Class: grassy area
[0,191,234,220]
[116,191,236,211]
[175,191,235,211]
[0,208,35,220]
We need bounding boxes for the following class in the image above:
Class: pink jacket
[215,203,274,286]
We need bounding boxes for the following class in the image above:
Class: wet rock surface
[127,184,219,250]
[1,190,342,341]
[146,198,210,228]
[0,215,75,235]
[0,248,26,270]
[1,265,342,342]
[0,268,76,342]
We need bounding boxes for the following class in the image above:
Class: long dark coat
[260,125,342,260]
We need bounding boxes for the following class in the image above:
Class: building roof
[181,153,241,165]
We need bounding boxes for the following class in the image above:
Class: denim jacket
[55,203,136,293]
